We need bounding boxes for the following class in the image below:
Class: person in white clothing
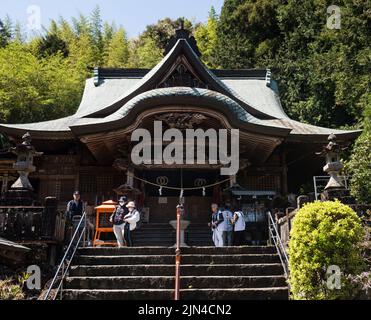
[208,203,224,247]
[232,210,246,246]
[124,201,141,247]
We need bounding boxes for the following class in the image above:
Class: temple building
[0,27,360,224]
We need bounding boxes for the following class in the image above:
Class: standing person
[66,191,85,243]
[222,204,234,247]
[208,203,224,247]
[124,201,141,247]
[233,209,246,246]
[67,191,83,220]
[110,196,129,247]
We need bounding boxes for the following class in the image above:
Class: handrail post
[174,204,182,301]
[44,212,87,300]
[268,212,272,246]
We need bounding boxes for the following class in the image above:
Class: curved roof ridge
[70,87,291,137]
[105,87,262,124]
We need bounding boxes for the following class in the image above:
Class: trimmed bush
[289,201,365,300]
[0,278,25,300]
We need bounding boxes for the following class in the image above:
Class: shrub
[289,200,365,300]
[0,278,25,300]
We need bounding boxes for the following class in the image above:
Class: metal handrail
[174,205,182,300]
[268,211,289,278]
[43,212,87,300]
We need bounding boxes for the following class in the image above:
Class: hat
[119,196,128,203]
[73,191,80,196]
[126,201,136,209]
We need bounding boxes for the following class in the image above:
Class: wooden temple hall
[0,27,360,224]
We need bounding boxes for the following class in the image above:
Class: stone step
[65,275,287,290]
[137,228,174,231]
[74,254,280,265]
[187,242,215,247]
[133,234,174,239]
[186,237,213,243]
[133,241,174,247]
[77,246,276,256]
[69,264,284,277]
[62,287,289,300]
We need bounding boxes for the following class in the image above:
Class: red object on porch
[93,200,118,247]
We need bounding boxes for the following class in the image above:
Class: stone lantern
[11,132,43,191]
[317,134,352,203]
[322,133,344,190]
[3,132,43,205]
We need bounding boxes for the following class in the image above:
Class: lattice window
[79,174,97,194]
[60,179,76,202]
[39,178,75,202]
[97,175,113,194]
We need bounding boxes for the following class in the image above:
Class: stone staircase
[132,223,214,247]
[62,246,289,300]
[133,223,175,247]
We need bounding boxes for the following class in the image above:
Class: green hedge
[289,201,365,300]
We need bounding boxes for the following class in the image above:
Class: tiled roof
[0,38,361,143]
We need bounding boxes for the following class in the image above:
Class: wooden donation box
[93,200,117,247]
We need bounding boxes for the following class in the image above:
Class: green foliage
[0,278,25,300]
[289,201,365,300]
[128,37,163,69]
[36,32,69,58]
[214,0,371,128]
[215,0,281,69]
[346,100,371,203]
[194,7,218,67]
[0,43,83,123]
[0,18,12,48]
[0,10,197,124]
[105,28,129,68]
[140,17,194,53]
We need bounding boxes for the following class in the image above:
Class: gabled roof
[0,34,361,143]
[76,39,278,119]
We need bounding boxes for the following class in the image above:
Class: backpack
[113,206,127,225]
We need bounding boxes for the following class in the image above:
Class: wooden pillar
[281,149,288,196]
[1,173,8,194]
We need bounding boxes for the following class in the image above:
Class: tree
[0,18,12,48]
[37,32,69,58]
[140,17,194,53]
[214,0,281,69]
[346,99,371,204]
[128,37,163,69]
[194,7,218,67]
[105,28,129,68]
[213,0,371,128]
[89,6,104,65]
[0,43,83,124]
